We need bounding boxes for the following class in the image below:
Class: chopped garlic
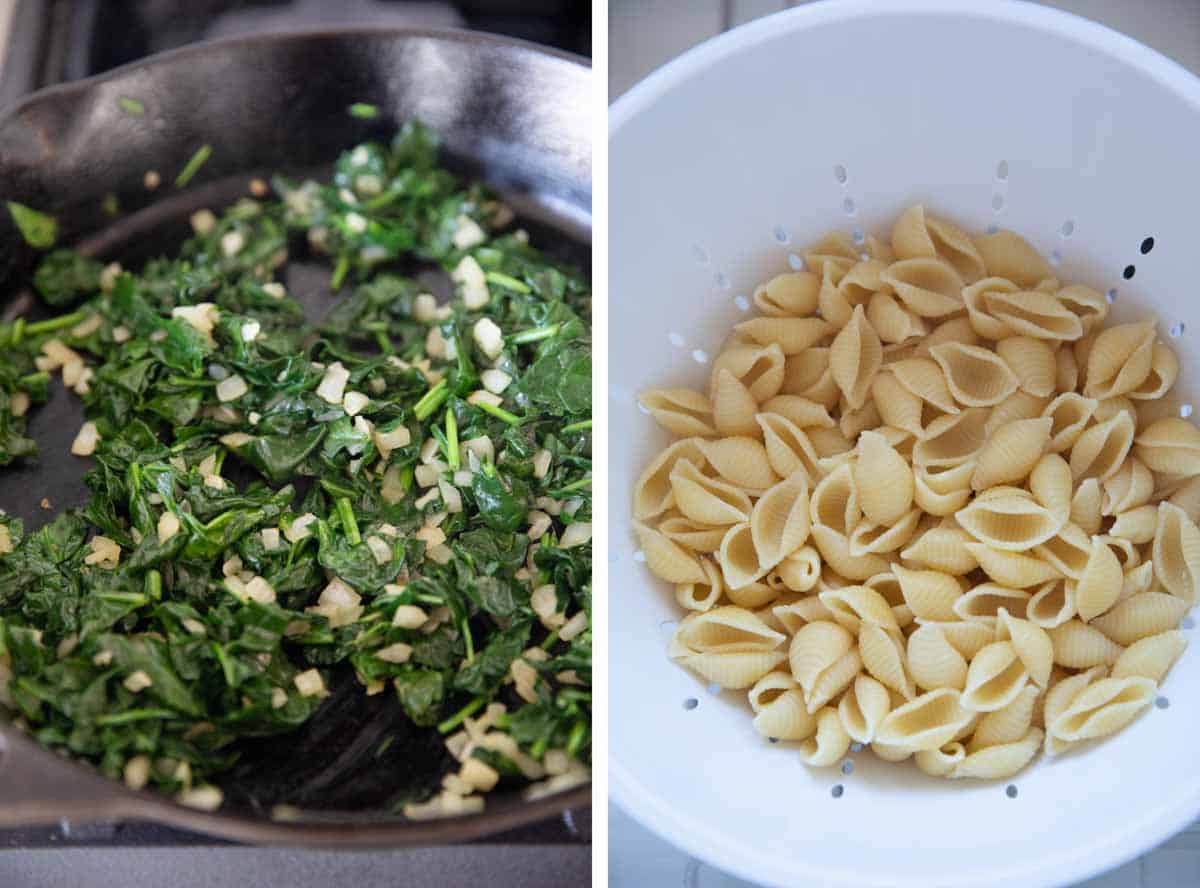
[245,576,276,605]
[178,785,224,812]
[452,215,487,250]
[535,496,562,516]
[531,585,565,629]
[157,511,181,544]
[100,262,123,293]
[460,757,500,792]
[294,668,329,698]
[452,255,490,309]
[510,658,540,703]
[263,282,286,300]
[416,525,447,548]
[414,487,440,510]
[462,436,494,464]
[392,605,428,629]
[284,513,317,543]
[124,755,151,790]
[40,338,83,370]
[271,687,289,709]
[221,231,245,257]
[71,314,102,338]
[171,303,219,345]
[355,173,382,195]
[560,522,592,549]
[0,524,11,556]
[480,369,512,394]
[203,474,226,491]
[215,374,248,402]
[222,556,244,577]
[438,481,463,514]
[420,437,441,463]
[526,510,552,541]
[425,326,453,360]
[559,611,589,641]
[261,527,281,550]
[532,449,553,479]
[316,361,350,404]
[414,462,445,488]
[190,209,216,234]
[306,577,363,628]
[375,642,413,664]
[345,212,367,233]
[414,293,438,322]
[123,670,153,692]
[93,650,114,666]
[403,791,484,820]
[84,535,120,568]
[343,390,369,416]
[472,317,504,359]
[240,319,261,342]
[366,535,392,565]
[9,392,29,418]
[111,325,131,343]
[182,618,207,636]
[373,422,411,457]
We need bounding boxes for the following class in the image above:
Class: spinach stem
[445,408,460,471]
[540,630,559,650]
[175,144,213,188]
[330,256,350,291]
[473,400,522,425]
[462,617,475,663]
[437,696,485,734]
[484,271,530,293]
[374,329,392,354]
[18,371,49,389]
[144,569,162,600]
[415,593,444,606]
[510,324,558,345]
[24,310,86,336]
[335,497,360,545]
[566,719,587,757]
[531,735,549,760]
[10,318,25,346]
[553,477,592,494]
[413,379,449,421]
[95,708,176,726]
[561,419,592,434]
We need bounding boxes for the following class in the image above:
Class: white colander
[607,2,1200,886]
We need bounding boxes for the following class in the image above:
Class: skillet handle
[0,725,137,826]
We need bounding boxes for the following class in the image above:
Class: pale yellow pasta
[753,271,820,317]
[972,229,1055,287]
[799,707,852,766]
[1083,318,1157,400]
[1111,630,1186,683]
[881,257,965,318]
[907,623,969,691]
[1046,676,1156,743]
[637,206,1198,783]
[1048,620,1123,668]
[875,688,975,751]
[1042,392,1098,453]
[930,342,1019,408]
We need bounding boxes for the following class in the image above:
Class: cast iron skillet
[0,27,590,845]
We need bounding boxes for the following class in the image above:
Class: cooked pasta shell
[634,521,707,584]
[958,489,1062,551]
[880,257,965,318]
[1073,330,1097,386]
[1041,665,1106,755]
[913,316,981,356]
[963,277,1020,339]
[788,620,861,712]
[759,395,836,429]
[838,674,891,743]
[971,418,1053,491]
[776,545,821,592]
[858,622,915,700]
[753,271,820,317]
[752,689,820,741]
[658,512,727,553]
[838,398,882,440]
[1093,395,1136,425]
[1111,630,1188,683]
[1120,562,1155,602]
[809,463,859,535]
[1033,522,1092,579]
[773,594,835,634]
[1135,417,1200,476]
[748,670,798,711]
[867,290,927,344]
[982,289,1083,341]
[1102,457,1154,515]
[930,342,1020,408]
[698,437,778,492]
[952,583,1032,625]
[984,391,1051,438]
[803,232,860,282]
[1073,537,1123,621]
[901,526,978,575]
[1110,505,1158,544]
[633,438,707,521]
[965,543,1062,588]
[1152,501,1200,604]
[1047,676,1155,743]
[733,316,832,356]
[907,624,969,691]
[919,623,995,662]
[871,741,914,762]
[994,336,1057,397]
[819,585,899,633]
[675,558,724,612]
[709,342,787,403]
[972,229,1055,287]
[915,742,967,777]
[1029,452,1073,521]
[673,649,788,689]
[969,684,1040,750]
[914,462,975,516]
[712,369,761,437]
[1042,393,1098,454]
[1070,478,1103,535]
[893,565,961,621]
[891,205,986,282]
[890,356,960,414]
[1168,475,1200,523]
[811,525,889,581]
[756,413,824,483]
[829,305,882,410]
[961,641,1030,712]
[1048,620,1123,668]
[1028,579,1076,628]
[1091,591,1191,646]
[821,259,888,329]
[638,388,716,437]
[1056,284,1109,334]
[875,688,974,751]
[670,458,752,526]
[1055,345,1079,392]
[914,409,989,469]
[1128,342,1179,400]
[782,347,830,393]
[808,426,853,459]
[674,606,786,653]
[750,471,811,569]
[1100,535,1141,571]
[1083,318,1156,400]
[1069,410,1135,481]
[871,371,925,438]
[952,728,1043,780]
[726,579,779,609]
[848,508,921,556]
[852,430,914,525]
[995,608,1054,689]
[718,522,771,589]
[799,707,852,767]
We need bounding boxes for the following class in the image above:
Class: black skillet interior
[0,29,590,826]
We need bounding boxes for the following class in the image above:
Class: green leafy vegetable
[7,201,57,248]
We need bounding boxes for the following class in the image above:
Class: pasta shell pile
[634,205,1198,780]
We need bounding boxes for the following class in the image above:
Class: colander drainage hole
[668,332,684,347]
[787,253,804,271]
[1060,219,1074,238]
[850,742,864,753]
[1182,616,1195,629]
[991,194,1005,213]
[768,737,779,744]
[706,683,721,695]
[774,225,790,244]
[1170,322,1185,338]
[831,784,844,799]
[1106,288,1118,304]
[1050,250,1062,267]
[1123,264,1136,279]
[691,244,710,265]
[1155,696,1170,710]
[834,164,848,185]
[715,272,730,290]
[851,227,865,245]
[1141,236,1155,254]
[1180,404,1193,419]
[683,698,699,711]
[633,550,646,562]
[1006,785,1018,799]
[841,760,854,776]
[692,349,709,364]
[843,197,856,216]
[734,294,751,311]
[995,160,1009,181]
[986,224,999,235]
